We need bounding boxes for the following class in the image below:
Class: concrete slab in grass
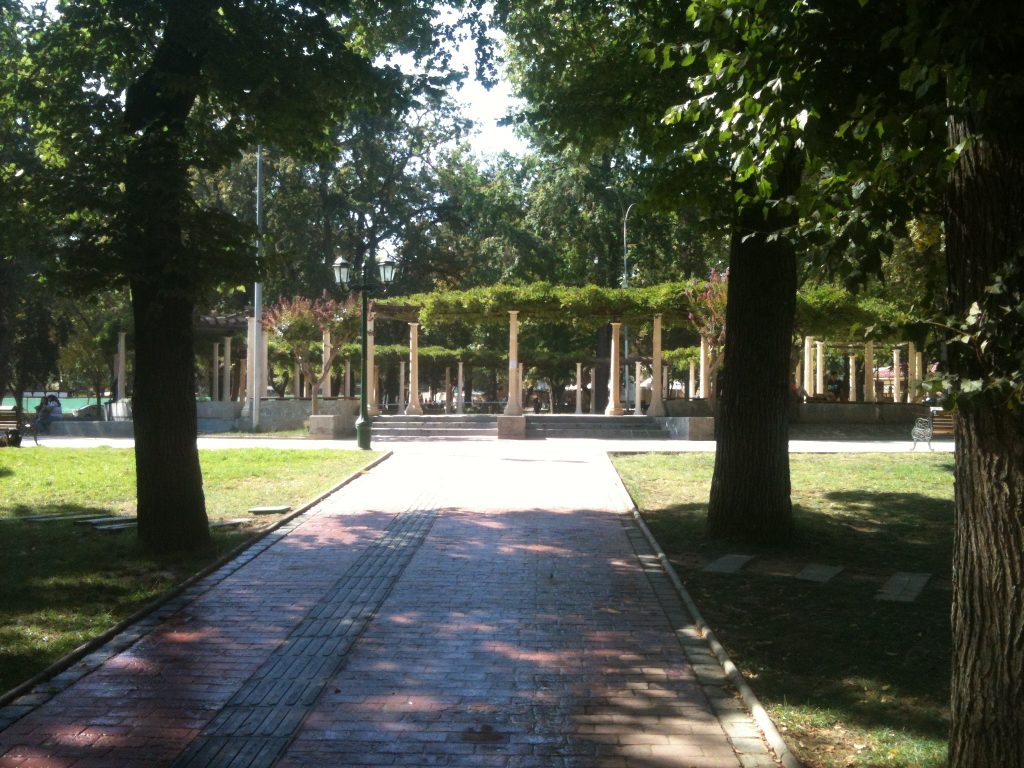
[876,572,930,602]
[249,505,291,515]
[796,564,844,583]
[703,554,754,574]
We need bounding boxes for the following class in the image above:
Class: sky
[447,27,530,158]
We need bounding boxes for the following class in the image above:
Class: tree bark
[946,112,1024,767]
[124,2,212,552]
[707,152,802,545]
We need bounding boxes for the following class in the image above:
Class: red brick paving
[1,442,775,767]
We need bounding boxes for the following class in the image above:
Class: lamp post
[606,186,638,410]
[333,245,397,450]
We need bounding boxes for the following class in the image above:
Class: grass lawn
[0,447,380,695]
[612,452,954,768]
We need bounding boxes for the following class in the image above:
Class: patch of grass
[0,447,380,694]
[612,452,953,768]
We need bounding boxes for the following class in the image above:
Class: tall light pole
[333,244,397,450]
[251,144,264,431]
[606,186,638,411]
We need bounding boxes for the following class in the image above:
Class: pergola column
[688,360,696,400]
[518,363,525,409]
[211,342,220,401]
[444,367,452,414]
[803,336,814,397]
[406,322,423,415]
[222,335,232,402]
[117,331,127,401]
[864,341,876,402]
[322,330,333,398]
[633,361,643,416]
[913,342,921,403]
[699,337,710,399]
[344,359,352,398]
[893,347,902,403]
[261,331,269,400]
[606,322,624,416]
[589,367,598,414]
[367,315,379,416]
[648,314,666,416]
[848,353,858,402]
[794,360,802,394]
[456,362,465,414]
[815,340,825,396]
[575,363,584,414]
[504,311,523,416]
[293,363,301,398]
[399,360,407,413]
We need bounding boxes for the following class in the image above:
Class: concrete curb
[604,453,803,768]
[0,451,393,715]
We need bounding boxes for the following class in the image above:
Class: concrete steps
[526,414,669,440]
[371,414,498,441]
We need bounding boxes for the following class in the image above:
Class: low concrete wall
[656,416,715,440]
[795,402,929,425]
[47,421,135,438]
[663,399,714,418]
[196,401,244,420]
[253,398,358,433]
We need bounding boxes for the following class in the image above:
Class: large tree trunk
[124,3,212,552]
[946,111,1024,767]
[707,152,802,545]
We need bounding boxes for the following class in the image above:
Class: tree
[263,295,359,416]
[21,0,486,552]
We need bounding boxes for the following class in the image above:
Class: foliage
[263,294,359,413]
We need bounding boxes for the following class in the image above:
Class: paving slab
[795,564,844,583]
[703,554,754,574]
[876,572,931,602]
[0,441,775,767]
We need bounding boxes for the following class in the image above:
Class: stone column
[699,337,710,399]
[893,347,902,403]
[366,314,379,416]
[406,322,423,415]
[211,342,220,401]
[396,360,406,413]
[590,367,598,414]
[322,330,333,398]
[605,322,624,416]
[916,351,924,395]
[864,341,875,402]
[648,314,666,416]
[117,331,127,402]
[848,354,858,402]
[444,367,452,414]
[457,362,465,414]
[222,335,232,401]
[803,336,814,396]
[794,360,802,394]
[575,363,584,414]
[689,360,696,400]
[518,363,525,410]
[344,359,352,398]
[504,311,523,416]
[293,363,301,398]
[634,361,644,416]
[815,341,825,396]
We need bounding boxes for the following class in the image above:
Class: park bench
[0,406,38,446]
[912,408,954,451]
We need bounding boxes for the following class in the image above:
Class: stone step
[527,428,668,440]
[371,427,497,438]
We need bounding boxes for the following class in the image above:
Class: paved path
[0,441,777,767]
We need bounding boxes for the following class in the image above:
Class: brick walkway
[0,441,776,768]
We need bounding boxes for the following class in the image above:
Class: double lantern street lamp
[332,250,397,450]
